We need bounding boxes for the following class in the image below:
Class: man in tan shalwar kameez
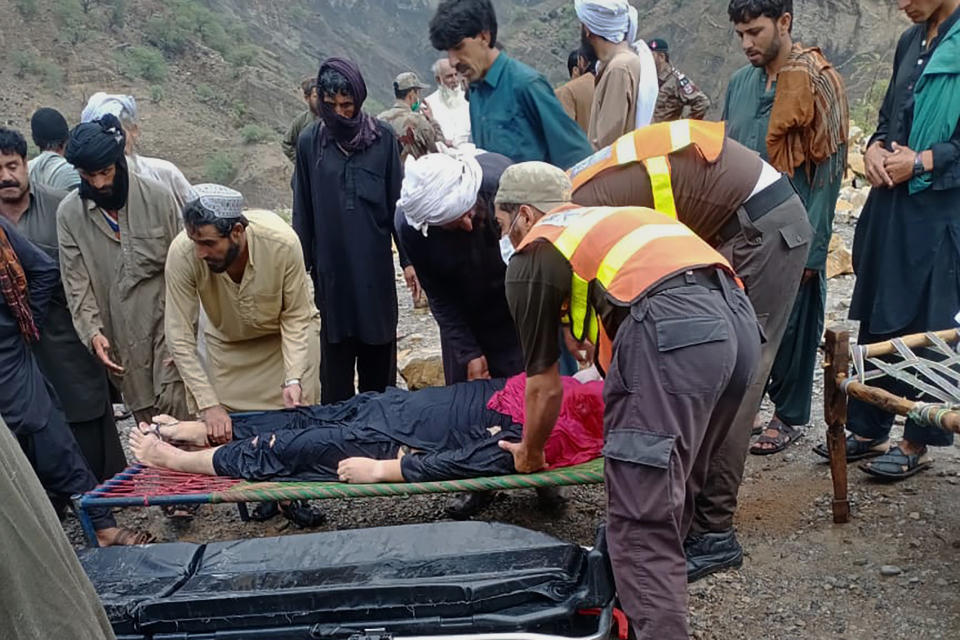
[164,185,320,445]
[58,115,189,426]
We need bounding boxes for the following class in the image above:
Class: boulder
[848,151,866,178]
[400,356,445,390]
[826,236,854,279]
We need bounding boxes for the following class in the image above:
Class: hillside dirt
[64,208,960,639]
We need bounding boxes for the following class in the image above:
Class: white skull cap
[188,184,245,219]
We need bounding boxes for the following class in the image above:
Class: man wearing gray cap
[164,185,321,445]
[495,161,760,639]
[377,71,446,162]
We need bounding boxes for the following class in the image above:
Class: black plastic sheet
[80,522,613,639]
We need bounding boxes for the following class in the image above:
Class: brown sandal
[750,418,804,456]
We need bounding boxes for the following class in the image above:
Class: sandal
[113,403,132,421]
[161,504,199,520]
[749,418,804,456]
[248,501,280,522]
[279,500,326,528]
[109,527,156,546]
[812,435,889,462]
[860,445,933,480]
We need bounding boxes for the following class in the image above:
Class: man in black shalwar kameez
[293,58,403,404]
[814,0,960,480]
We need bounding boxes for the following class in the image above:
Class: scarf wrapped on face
[0,225,39,342]
[65,115,130,211]
[316,57,381,153]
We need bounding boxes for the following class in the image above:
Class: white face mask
[499,235,516,265]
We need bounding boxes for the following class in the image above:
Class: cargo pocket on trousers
[778,220,812,251]
[656,316,730,394]
[603,429,676,470]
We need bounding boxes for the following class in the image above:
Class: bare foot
[96,526,155,546]
[337,457,386,484]
[150,416,209,447]
[129,427,185,469]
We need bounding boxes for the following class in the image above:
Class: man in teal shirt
[429,0,593,169]
[685,0,848,582]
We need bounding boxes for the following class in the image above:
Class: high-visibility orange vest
[517,205,739,373]
[568,120,726,219]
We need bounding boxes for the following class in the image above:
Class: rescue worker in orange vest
[495,162,761,640]
[569,120,812,581]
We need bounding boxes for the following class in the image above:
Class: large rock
[848,151,866,178]
[400,356,445,390]
[827,235,854,279]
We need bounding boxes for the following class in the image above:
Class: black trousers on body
[320,330,397,405]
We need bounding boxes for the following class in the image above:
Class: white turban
[81,92,138,124]
[575,0,637,44]
[398,150,482,236]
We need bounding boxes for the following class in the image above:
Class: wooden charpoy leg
[822,328,851,524]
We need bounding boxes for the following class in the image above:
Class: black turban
[65,114,126,173]
[30,108,69,150]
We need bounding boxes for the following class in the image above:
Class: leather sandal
[860,445,932,480]
[109,527,156,546]
[812,434,889,462]
[749,418,803,456]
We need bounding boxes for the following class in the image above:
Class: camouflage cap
[394,71,430,92]
[495,162,572,213]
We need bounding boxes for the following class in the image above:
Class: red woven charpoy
[90,465,242,502]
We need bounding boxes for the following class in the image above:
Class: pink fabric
[487,375,605,469]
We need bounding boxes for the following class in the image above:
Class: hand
[202,405,233,444]
[91,333,125,373]
[864,141,893,188]
[562,325,595,367]
[882,142,918,186]
[466,355,491,380]
[498,440,547,474]
[800,268,819,285]
[402,265,423,303]
[282,383,303,408]
[419,100,434,120]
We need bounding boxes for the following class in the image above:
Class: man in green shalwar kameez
[722,0,848,453]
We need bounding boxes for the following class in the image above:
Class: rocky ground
[65,191,960,639]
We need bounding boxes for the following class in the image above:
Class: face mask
[499,235,516,265]
[411,101,421,112]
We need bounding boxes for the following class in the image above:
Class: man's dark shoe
[684,528,743,583]
[445,491,497,520]
[535,486,569,513]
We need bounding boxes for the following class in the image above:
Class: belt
[716,175,797,245]
[648,267,724,297]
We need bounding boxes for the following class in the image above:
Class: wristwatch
[913,152,927,177]
[282,378,301,388]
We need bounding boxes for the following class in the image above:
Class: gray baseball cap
[394,72,430,92]
[495,162,572,212]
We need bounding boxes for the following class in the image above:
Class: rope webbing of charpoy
[80,458,605,507]
[848,330,960,431]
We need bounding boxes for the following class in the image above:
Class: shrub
[204,152,237,184]
[150,85,165,102]
[145,16,189,55]
[37,60,65,90]
[195,83,216,103]
[117,46,168,83]
[239,124,273,145]
[108,0,126,29]
[12,51,37,78]
[16,0,39,18]
[226,45,257,68]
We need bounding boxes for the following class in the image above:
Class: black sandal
[279,500,326,528]
[750,419,804,456]
[812,434,889,462]
[860,445,932,480]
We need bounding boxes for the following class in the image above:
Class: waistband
[716,175,797,245]
[648,267,725,297]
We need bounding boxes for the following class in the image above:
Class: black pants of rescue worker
[320,330,397,405]
[603,271,760,640]
[16,411,117,531]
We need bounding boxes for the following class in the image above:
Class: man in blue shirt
[429,0,594,170]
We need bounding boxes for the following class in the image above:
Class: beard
[204,240,241,273]
[750,37,781,68]
[437,84,464,106]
